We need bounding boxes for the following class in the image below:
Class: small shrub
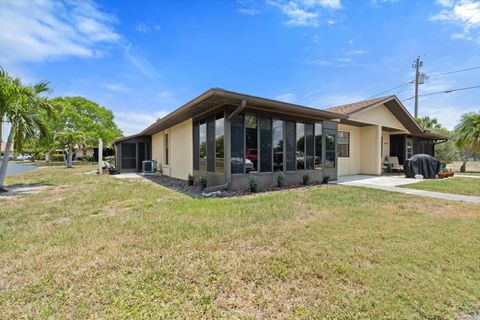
[199,176,208,190]
[302,173,310,186]
[248,176,257,193]
[277,172,285,188]
[187,173,194,186]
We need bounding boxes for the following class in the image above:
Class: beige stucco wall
[351,104,407,131]
[382,131,390,160]
[338,124,361,176]
[359,125,382,175]
[152,132,164,170]
[151,119,193,180]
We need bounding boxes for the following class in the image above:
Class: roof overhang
[138,88,346,136]
[331,95,449,140]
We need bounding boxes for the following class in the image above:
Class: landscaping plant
[302,173,310,186]
[277,172,285,188]
[323,175,330,184]
[187,173,194,186]
[248,176,257,193]
[199,176,208,190]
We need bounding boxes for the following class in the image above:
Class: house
[114,88,446,190]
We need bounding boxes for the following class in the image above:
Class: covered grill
[404,154,441,179]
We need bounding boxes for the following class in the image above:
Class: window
[315,123,322,169]
[164,134,169,165]
[296,123,305,170]
[406,136,413,159]
[199,120,207,171]
[215,113,224,173]
[272,119,283,171]
[259,117,272,172]
[325,133,336,168]
[285,120,296,171]
[207,117,215,172]
[305,123,314,170]
[245,114,258,172]
[231,114,244,174]
[338,131,350,158]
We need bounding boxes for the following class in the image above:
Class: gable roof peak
[324,95,396,115]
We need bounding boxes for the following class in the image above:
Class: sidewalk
[337,175,480,204]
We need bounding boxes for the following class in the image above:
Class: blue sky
[1,0,479,136]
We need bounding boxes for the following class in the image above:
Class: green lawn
[1,166,479,319]
[401,177,480,197]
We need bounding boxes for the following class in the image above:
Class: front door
[323,129,338,181]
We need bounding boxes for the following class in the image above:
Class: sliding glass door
[323,128,337,181]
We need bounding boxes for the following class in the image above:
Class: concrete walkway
[336,175,480,204]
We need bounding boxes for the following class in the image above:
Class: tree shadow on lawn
[0,182,54,198]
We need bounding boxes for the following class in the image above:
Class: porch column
[374,125,382,175]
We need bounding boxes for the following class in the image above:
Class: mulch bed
[143,174,332,198]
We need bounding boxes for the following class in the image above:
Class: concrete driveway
[336,175,480,204]
[337,175,421,187]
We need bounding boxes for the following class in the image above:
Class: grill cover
[404,154,441,179]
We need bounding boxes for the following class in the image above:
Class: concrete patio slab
[336,175,480,204]
[336,175,423,187]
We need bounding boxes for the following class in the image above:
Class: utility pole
[413,56,423,118]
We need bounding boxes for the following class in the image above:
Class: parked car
[0,155,14,161]
[231,157,255,172]
[15,154,32,161]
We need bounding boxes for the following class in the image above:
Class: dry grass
[1,166,479,319]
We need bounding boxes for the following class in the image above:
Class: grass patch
[1,166,479,318]
[401,177,480,196]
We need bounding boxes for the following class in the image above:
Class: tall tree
[0,68,54,191]
[416,116,441,129]
[55,130,86,168]
[455,112,480,172]
[430,127,459,164]
[48,97,122,155]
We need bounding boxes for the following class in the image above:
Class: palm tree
[0,68,54,191]
[455,112,480,172]
[416,116,441,129]
[55,130,86,168]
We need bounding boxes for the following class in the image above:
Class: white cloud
[0,0,120,66]
[123,45,159,78]
[420,105,478,129]
[238,8,260,15]
[431,0,480,42]
[102,83,129,92]
[114,110,169,135]
[308,57,363,67]
[135,23,150,33]
[267,0,341,27]
[371,0,399,4]
[275,92,297,102]
[135,23,161,33]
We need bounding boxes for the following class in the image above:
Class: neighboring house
[73,147,95,160]
[114,88,446,190]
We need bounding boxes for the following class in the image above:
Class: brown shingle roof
[325,96,394,115]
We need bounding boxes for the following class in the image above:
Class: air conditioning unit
[142,160,157,174]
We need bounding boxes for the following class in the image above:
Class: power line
[402,84,480,102]
[427,66,480,78]
[368,81,413,98]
